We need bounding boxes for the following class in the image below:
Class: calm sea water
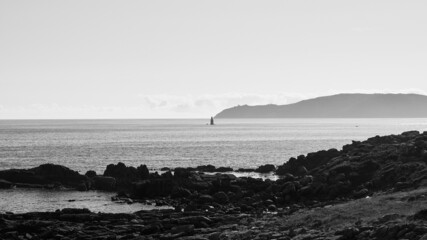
[0,188,172,213]
[1,118,427,213]
[1,118,427,174]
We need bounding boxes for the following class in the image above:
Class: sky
[1,0,427,119]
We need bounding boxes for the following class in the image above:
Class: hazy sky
[1,1,427,119]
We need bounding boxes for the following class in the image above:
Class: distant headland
[215,93,427,118]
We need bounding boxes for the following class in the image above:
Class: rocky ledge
[2,187,427,240]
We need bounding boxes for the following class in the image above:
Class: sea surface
[1,118,427,173]
[1,118,427,213]
[0,188,172,213]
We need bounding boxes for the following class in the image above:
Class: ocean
[1,118,427,174]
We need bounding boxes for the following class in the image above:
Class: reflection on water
[0,188,171,213]
[2,118,427,173]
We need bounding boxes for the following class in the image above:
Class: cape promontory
[215,93,427,118]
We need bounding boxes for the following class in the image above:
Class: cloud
[138,93,307,115]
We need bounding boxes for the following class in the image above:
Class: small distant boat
[210,117,214,125]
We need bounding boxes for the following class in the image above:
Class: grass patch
[281,187,427,230]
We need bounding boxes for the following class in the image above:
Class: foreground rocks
[3,131,427,239]
[2,200,427,240]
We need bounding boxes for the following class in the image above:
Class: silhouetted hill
[215,93,427,118]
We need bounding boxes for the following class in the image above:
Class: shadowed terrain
[216,93,427,118]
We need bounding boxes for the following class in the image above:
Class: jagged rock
[255,164,276,173]
[104,162,149,185]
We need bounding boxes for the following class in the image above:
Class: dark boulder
[85,170,97,178]
[0,164,87,188]
[255,164,276,173]
[0,179,13,189]
[216,167,233,172]
[132,179,173,198]
[174,168,191,179]
[195,165,216,172]
[414,209,427,221]
[171,187,192,199]
[213,191,229,204]
[92,176,116,191]
[104,162,149,180]
[103,162,149,188]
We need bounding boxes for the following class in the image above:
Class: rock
[237,168,255,172]
[282,182,296,195]
[60,208,91,214]
[216,167,233,172]
[171,187,192,198]
[92,176,116,191]
[255,164,276,173]
[213,191,229,204]
[170,224,195,234]
[335,227,359,239]
[300,175,313,186]
[174,168,191,178]
[104,162,150,185]
[196,165,216,172]
[199,194,214,203]
[267,204,277,212]
[33,164,87,186]
[0,179,13,189]
[85,170,97,178]
[414,209,427,221]
[132,179,173,198]
[353,188,369,199]
[76,181,88,191]
[296,166,309,176]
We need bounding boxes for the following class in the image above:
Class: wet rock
[213,191,229,204]
[92,176,116,191]
[255,164,276,173]
[76,181,88,191]
[216,167,233,172]
[0,164,87,189]
[195,165,216,172]
[104,162,149,185]
[132,179,173,198]
[85,170,97,178]
[171,187,192,198]
[0,179,13,189]
[237,168,255,172]
[174,168,191,179]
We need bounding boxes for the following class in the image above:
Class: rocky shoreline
[2,130,427,239]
